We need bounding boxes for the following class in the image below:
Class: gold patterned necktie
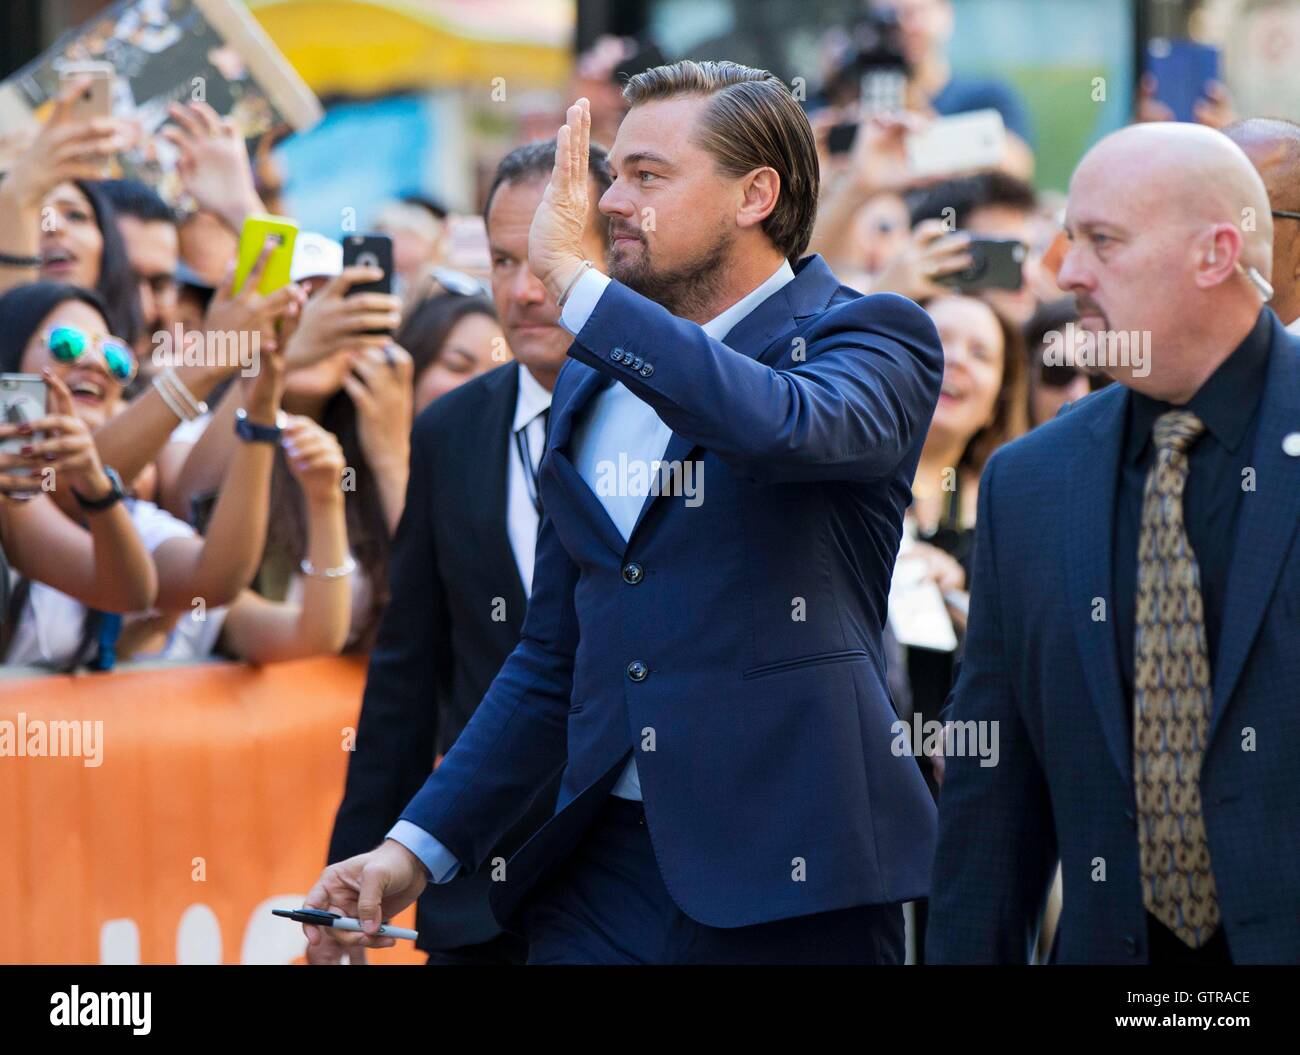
[1133,408,1220,948]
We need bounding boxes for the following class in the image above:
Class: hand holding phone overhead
[234,214,300,295]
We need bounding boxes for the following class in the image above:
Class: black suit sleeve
[925,455,1059,963]
[327,419,450,863]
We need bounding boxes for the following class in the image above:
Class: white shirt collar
[701,259,796,342]
[1286,314,1300,338]
[513,363,553,432]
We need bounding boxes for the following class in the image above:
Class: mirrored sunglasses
[45,325,137,385]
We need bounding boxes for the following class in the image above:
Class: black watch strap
[73,465,126,512]
[235,408,285,444]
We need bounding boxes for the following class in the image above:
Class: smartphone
[341,234,393,296]
[341,234,394,335]
[0,374,48,477]
[827,63,908,155]
[233,214,299,296]
[906,109,1006,180]
[1145,39,1220,124]
[827,120,859,156]
[60,61,115,121]
[933,237,1026,292]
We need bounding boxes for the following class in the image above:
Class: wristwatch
[73,465,126,512]
[235,408,286,444]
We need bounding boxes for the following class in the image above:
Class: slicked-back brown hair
[622,60,819,265]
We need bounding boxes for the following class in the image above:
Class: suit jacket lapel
[546,363,608,456]
[546,363,628,555]
[1209,321,1300,740]
[1063,385,1133,785]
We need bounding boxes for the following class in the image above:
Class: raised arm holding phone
[0,77,135,299]
[0,368,157,621]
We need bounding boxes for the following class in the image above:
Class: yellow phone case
[233,214,299,295]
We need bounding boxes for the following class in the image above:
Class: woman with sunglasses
[0,368,158,656]
[1,85,305,510]
[0,282,344,668]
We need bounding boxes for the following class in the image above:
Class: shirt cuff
[386,820,461,883]
[559,268,611,335]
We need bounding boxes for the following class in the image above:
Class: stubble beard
[609,223,737,320]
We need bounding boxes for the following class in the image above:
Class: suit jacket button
[632,355,644,370]
[622,562,644,585]
[626,660,648,682]
[610,348,624,363]
[640,363,654,377]
[1123,936,1138,956]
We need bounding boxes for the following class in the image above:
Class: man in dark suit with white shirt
[316,140,610,964]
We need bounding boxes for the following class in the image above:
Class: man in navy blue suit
[928,123,1300,964]
[304,60,943,964]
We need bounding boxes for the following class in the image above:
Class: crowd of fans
[0,84,505,670]
[1,0,1296,972]
[0,9,1289,769]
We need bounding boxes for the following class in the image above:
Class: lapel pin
[1284,432,1300,457]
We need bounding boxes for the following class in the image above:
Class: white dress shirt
[507,364,553,594]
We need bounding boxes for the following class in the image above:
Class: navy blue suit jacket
[927,312,1300,964]
[399,254,943,928]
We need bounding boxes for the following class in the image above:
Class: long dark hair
[0,283,117,671]
[73,180,142,347]
[395,291,497,383]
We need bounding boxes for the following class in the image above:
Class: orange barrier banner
[0,658,422,964]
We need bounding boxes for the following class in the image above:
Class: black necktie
[515,407,548,517]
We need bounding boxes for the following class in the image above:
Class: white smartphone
[906,108,1006,180]
[0,374,48,478]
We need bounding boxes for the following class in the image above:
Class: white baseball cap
[290,232,344,282]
